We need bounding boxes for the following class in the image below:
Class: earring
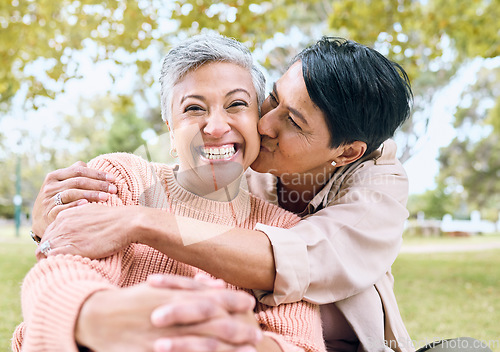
[331,161,337,167]
[170,149,178,158]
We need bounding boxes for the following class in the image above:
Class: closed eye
[184,105,204,112]
[268,92,278,107]
[226,100,248,113]
[229,100,248,108]
[288,116,301,129]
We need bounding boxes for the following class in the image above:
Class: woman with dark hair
[31,37,414,351]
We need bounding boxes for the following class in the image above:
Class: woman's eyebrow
[226,88,251,97]
[181,95,205,103]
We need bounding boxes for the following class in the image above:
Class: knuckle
[219,319,238,340]
[199,301,217,318]
[73,178,83,189]
[205,337,219,352]
[73,166,84,177]
[45,170,58,182]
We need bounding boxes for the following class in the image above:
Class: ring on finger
[40,241,52,256]
[54,192,63,206]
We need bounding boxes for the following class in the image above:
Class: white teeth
[202,146,236,160]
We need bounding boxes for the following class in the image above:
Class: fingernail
[151,305,173,325]
[108,184,117,193]
[154,338,172,352]
[77,199,88,206]
[106,174,115,182]
[98,192,109,201]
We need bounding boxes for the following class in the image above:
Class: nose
[257,109,278,139]
[203,112,231,138]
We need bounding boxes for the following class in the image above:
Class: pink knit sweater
[12,153,325,352]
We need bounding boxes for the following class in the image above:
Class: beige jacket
[246,140,414,352]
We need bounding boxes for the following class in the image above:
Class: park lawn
[0,239,36,351]
[0,234,499,351]
[393,250,500,350]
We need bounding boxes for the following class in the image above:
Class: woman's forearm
[136,207,276,291]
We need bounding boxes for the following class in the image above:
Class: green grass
[393,250,500,351]
[1,224,499,351]
[0,225,37,351]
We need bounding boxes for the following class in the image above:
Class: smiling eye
[229,100,248,107]
[226,100,248,113]
[184,105,204,113]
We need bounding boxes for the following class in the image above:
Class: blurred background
[0,0,499,350]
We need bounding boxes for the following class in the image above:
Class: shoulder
[88,152,149,172]
[248,193,300,229]
[345,139,407,182]
[332,139,408,205]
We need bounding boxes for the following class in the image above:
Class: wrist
[75,290,106,349]
[134,207,179,250]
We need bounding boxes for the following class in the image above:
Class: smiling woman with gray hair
[13,33,326,352]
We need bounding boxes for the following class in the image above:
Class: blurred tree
[407,182,461,220]
[330,0,500,162]
[2,0,498,157]
[1,0,499,215]
[0,0,158,111]
[0,93,152,217]
[436,66,500,221]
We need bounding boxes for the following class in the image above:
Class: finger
[147,274,216,290]
[151,299,226,327]
[61,189,113,204]
[194,273,226,288]
[61,177,118,195]
[170,316,263,346]
[48,161,115,183]
[151,291,255,328]
[46,199,89,224]
[154,336,257,352]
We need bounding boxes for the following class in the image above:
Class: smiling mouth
[200,144,237,160]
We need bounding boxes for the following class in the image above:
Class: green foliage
[1,0,499,217]
[407,184,459,220]
[328,0,500,162]
[0,0,158,110]
[437,66,500,219]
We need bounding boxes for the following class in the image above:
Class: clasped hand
[77,274,262,352]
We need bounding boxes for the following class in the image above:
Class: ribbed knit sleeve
[13,153,146,351]
[256,301,325,352]
[16,255,120,351]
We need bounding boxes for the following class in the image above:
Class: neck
[277,165,336,213]
[175,166,243,201]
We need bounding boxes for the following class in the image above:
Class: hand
[148,274,261,352]
[76,280,261,352]
[148,274,278,352]
[32,161,117,238]
[36,203,138,260]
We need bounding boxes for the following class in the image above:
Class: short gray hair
[159,33,266,124]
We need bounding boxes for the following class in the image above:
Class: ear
[335,141,367,167]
